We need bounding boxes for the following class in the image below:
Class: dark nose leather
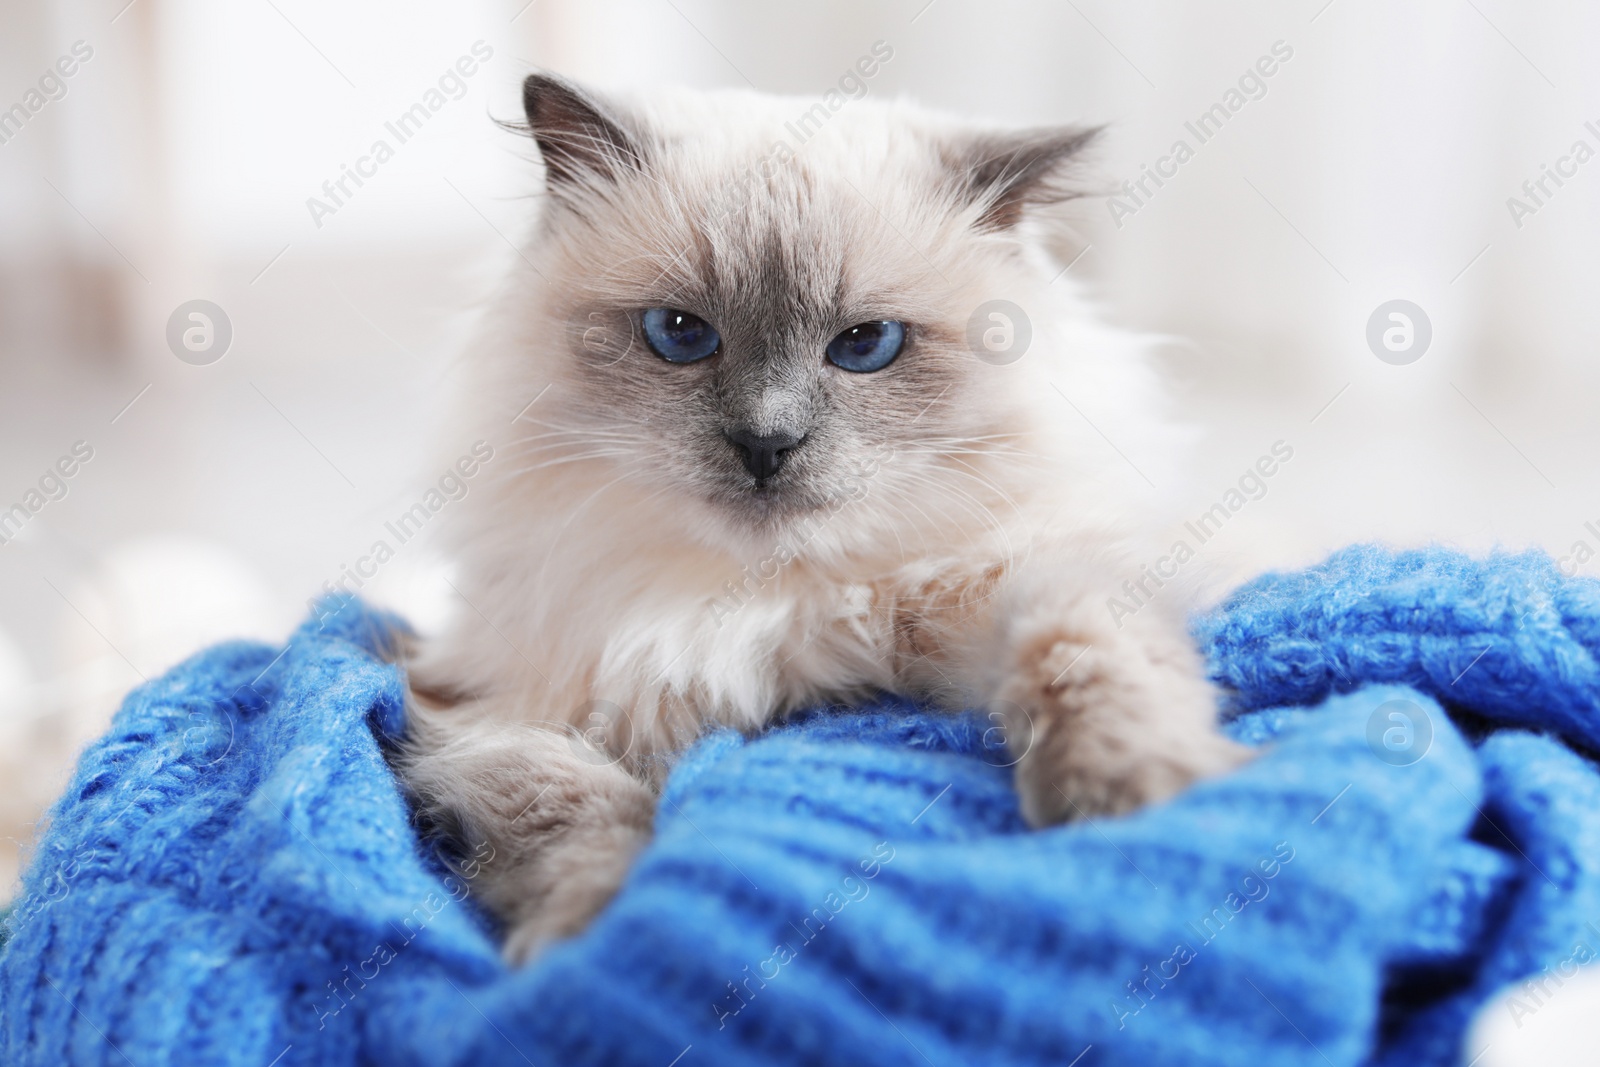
[725,428,804,482]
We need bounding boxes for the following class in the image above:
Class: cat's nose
[724,428,804,482]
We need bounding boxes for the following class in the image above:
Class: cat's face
[508,76,1099,551]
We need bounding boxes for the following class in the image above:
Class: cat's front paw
[500,819,649,966]
[1012,718,1251,826]
[995,622,1253,828]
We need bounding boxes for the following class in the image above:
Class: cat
[397,71,1251,964]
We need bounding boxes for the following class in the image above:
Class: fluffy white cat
[398,72,1249,963]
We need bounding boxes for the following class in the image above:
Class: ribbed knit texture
[4,544,1599,1065]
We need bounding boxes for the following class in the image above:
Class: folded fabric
[3,544,1599,1066]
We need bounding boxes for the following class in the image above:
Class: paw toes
[1017,732,1255,828]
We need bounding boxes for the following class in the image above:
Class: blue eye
[642,307,720,363]
[826,321,905,373]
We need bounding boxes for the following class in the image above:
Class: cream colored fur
[397,76,1248,963]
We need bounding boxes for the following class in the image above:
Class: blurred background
[1,0,1595,1003]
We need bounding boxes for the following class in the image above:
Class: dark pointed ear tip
[1031,122,1107,159]
[515,71,644,186]
[1072,123,1108,149]
[956,121,1109,230]
[521,71,591,125]
[521,70,581,96]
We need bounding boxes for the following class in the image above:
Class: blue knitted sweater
[4,545,1600,1066]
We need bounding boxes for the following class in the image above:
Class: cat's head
[490,72,1135,559]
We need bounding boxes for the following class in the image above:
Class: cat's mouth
[705,471,825,528]
[702,428,827,520]
[729,476,806,508]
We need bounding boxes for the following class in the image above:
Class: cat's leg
[890,545,1250,826]
[395,701,656,965]
[990,574,1250,826]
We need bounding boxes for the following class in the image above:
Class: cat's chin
[704,481,824,526]
[688,484,844,554]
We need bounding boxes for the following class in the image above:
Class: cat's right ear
[946,125,1104,231]
[518,74,646,190]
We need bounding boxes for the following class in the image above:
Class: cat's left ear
[519,73,647,191]
[947,125,1103,231]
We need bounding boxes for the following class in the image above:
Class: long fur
[397,77,1247,963]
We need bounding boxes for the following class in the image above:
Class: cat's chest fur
[425,491,1003,760]
[535,541,942,745]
